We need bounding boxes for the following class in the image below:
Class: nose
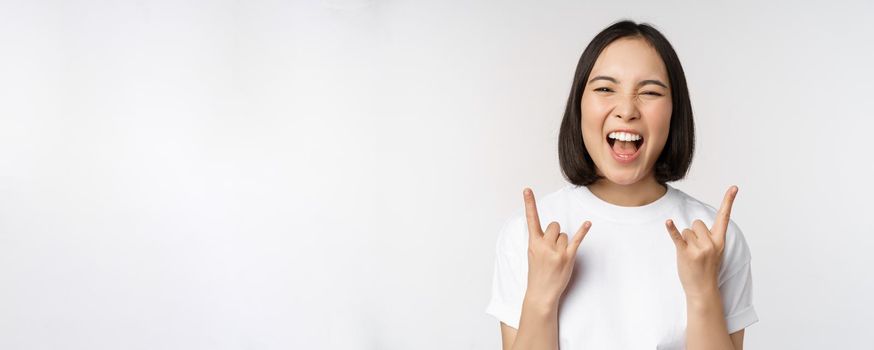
[612,93,640,121]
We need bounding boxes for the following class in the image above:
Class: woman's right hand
[522,187,592,306]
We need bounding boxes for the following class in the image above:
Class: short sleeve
[718,220,759,334]
[484,215,527,329]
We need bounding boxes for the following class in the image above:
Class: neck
[587,173,667,207]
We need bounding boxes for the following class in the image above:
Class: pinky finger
[568,220,591,254]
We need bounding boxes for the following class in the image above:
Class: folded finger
[691,219,716,249]
[682,228,700,248]
[544,221,560,242]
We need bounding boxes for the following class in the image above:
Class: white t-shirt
[485,183,758,349]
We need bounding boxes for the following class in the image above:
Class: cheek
[640,99,672,118]
[580,102,604,147]
[580,95,608,130]
[642,101,673,148]
[581,94,610,114]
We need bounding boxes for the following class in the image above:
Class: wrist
[684,281,720,300]
[685,287,723,311]
[522,293,560,314]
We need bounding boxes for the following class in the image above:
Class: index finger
[713,185,738,235]
[523,188,543,238]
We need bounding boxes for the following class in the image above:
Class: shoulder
[525,184,580,216]
[495,185,577,251]
[668,186,724,223]
[670,186,744,234]
[503,184,578,224]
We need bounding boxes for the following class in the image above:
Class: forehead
[588,37,668,82]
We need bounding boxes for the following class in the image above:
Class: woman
[485,20,758,349]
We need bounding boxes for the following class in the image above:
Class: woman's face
[581,36,673,186]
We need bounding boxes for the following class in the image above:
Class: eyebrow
[588,75,668,89]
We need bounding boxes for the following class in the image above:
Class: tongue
[612,140,638,155]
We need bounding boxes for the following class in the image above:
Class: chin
[600,168,646,186]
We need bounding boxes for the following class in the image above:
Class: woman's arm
[500,296,560,350]
[665,186,746,350]
[498,188,592,350]
[686,287,743,350]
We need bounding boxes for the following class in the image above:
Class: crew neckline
[570,183,679,223]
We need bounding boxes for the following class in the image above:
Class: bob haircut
[558,20,695,186]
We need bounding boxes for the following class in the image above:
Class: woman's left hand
[664,185,738,299]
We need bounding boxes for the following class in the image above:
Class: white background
[1,0,872,349]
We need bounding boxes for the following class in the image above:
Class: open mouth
[606,132,644,155]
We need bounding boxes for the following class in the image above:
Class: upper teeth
[609,132,642,142]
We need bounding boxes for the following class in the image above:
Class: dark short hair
[558,20,695,186]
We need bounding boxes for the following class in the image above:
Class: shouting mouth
[606,130,644,163]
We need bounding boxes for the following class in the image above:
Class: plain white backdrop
[1,0,872,349]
